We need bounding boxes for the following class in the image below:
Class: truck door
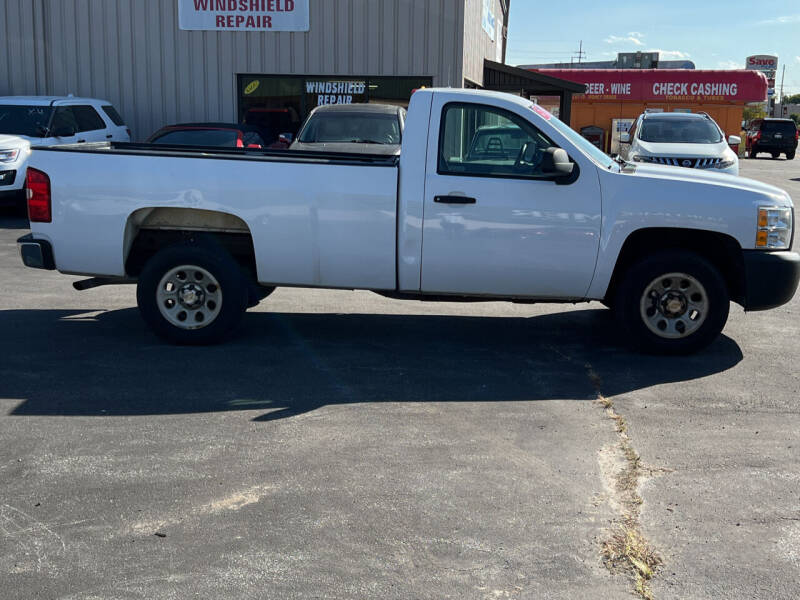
[420,98,601,299]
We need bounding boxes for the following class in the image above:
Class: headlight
[756,206,793,249]
[713,159,736,169]
[632,155,656,163]
[0,148,20,163]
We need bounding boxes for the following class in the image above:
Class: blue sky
[506,1,800,95]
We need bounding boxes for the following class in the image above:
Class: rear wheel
[771,151,780,159]
[136,244,248,345]
[613,250,729,354]
[787,151,796,160]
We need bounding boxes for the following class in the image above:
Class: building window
[237,75,432,144]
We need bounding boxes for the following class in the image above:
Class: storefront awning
[482,60,586,123]
[530,69,768,104]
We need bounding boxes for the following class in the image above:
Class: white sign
[482,0,495,41]
[179,0,309,31]
[746,55,778,71]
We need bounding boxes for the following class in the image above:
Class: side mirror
[52,125,76,137]
[728,135,741,145]
[541,147,574,176]
[619,132,631,144]
[278,132,293,144]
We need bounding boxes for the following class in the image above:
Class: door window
[72,106,106,132]
[50,107,79,136]
[438,103,556,179]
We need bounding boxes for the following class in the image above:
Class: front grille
[0,170,17,186]
[649,157,721,169]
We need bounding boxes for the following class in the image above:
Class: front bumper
[17,234,55,270]
[742,250,800,310]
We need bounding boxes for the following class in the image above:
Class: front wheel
[613,251,730,355]
[136,244,248,345]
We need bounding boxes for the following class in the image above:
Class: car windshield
[151,129,240,147]
[639,118,722,144]
[0,105,53,137]
[530,105,616,169]
[298,113,401,144]
[762,121,796,134]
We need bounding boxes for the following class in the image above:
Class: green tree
[743,105,767,125]
[791,114,800,127]
[783,93,800,105]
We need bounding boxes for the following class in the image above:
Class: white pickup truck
[17,89,800,354]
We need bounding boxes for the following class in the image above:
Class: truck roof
[414,87,536,109]
[0,96,111,106]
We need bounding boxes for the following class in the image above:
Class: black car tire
[613,250,730,355]
[137,243,249,345]
[771,151,780,159]
[787,151,796,160]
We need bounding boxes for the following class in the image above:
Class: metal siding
[1,0,469,141]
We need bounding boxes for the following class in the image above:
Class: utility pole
[778,64,786,117]
[572,40,586,66]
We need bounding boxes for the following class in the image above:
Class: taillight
[26,168,51,223]
[755,132,762,141]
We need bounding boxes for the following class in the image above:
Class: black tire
[749,146,758,158]
[771,151,780,159]
[136,243,248,345]
[613,250,729,355]
[787,151,796,160]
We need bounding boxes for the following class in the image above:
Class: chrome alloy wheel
[639,272,708,339]
[156,265,222,330]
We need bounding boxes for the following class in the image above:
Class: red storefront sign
[532,69,768,104]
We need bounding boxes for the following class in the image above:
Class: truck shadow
[1,307,743,421]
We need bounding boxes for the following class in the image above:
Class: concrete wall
[0,0,467,140]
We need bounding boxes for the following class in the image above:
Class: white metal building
[0,0,511,141]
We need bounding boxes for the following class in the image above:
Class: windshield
[299,112,401,144]
[762,121,796,134]
[0,105,53,137]
[151,129,241,147]
[530,105,616,169]
[639,118,722,144]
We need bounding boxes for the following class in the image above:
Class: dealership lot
[1,159,799,599]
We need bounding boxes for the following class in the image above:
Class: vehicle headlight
[714,159,736,169]
[756,206,793,249]
[632,155,656,163]
[0,148,20,163]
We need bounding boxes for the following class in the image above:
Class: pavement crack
[585,363,663,600]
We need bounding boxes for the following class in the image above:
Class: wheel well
[605,228,745,305]
[124,208,257,278]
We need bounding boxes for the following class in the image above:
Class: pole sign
[746,55,777,95]
[482,0,496,41]
[179,0,309,31]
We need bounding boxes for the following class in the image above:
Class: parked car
[146,123,267,148]
[0,96,130,208]
[620,112,740,175]
[290,104,404,155]
[745,118,798,160]
[16,88,799,354]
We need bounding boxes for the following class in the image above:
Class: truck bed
[33,141,400,167]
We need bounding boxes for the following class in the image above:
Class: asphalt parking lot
[1,157,799,599]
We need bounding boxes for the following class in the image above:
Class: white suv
[0,96,130,209]
[619,112,740,176]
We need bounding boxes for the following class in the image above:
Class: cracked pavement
[1,157,798,599]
